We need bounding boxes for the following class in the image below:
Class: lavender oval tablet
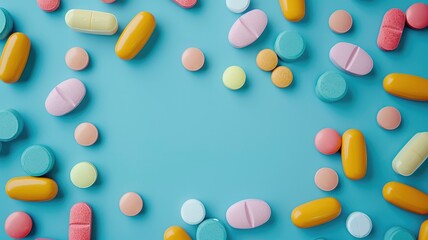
[228,9,268,48]
[329,42,373,76]
[226,199,271,229]
[45,78,86,116]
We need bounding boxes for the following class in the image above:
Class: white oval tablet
[346,212,372,238]
[181,199,206,225]
[226,0,250,13]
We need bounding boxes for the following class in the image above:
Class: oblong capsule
[164,226,191,240]
[6,176,58,201]
[65,9,118,35]
[291,197,341,228]
[341,129,367,180]
[115,12,156,60]
[392,132,428,176]
[279,0,305,22]
[384,73,428,101]
[383,181,428,215]
[0,32,31,84]
[419,220,428,240]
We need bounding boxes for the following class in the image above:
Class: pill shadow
[92,206,99,240]
[132,26,160,61]
[192,56,209,75]
[17,45,36,84]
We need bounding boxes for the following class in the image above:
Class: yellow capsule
[291,197,341,228]
[164,226,191,240]
[6,176,58,201]
[115,12,156,60]
[419,220,428,240]
[279,0,305,22]
[383,181,428,215]
[384,73,428,101]
[341,129,367,180]
[0,32,31,84]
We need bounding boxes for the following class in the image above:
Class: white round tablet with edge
[346,212,372,238]
[181,199,206,225]
[226,0,250,13]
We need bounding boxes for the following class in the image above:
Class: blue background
[1,0,428,239]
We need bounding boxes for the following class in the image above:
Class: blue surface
[0,0,428,239]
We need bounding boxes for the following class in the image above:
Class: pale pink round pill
[329,10,353,34]
[65,47,89,71]
[314,168,339,191]
[377,106,401,130]
[101,0,116,3]
[182,48,205,71]
[120,192,143,216]
[37,0,60,12]
[5,212,33,238]
[314,128,342,155]
[74,122,99,146]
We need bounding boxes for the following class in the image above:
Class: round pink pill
[74,122,99,146]
[314,168,339,191]
[314,128,342,155]
[65,47,89,71]
[377,106,401,130]
[120,192,143,216]
[101,0,116,3]
[5,212,33,238]
[329,10,353,34]
[182,48,205,71]
[37,0,60,12]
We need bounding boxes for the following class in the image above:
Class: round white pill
[346,212,372,238]
[226,0,250,13]
[181,199,206,225]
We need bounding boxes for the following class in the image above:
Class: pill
[115,12,156,60]
[45,78,86,116]
[6,176,58,201]
[5,212,32,238]
[181,199,206,225]
[329,42,373,76]
[341,129,367,180]
[329,10,352,34]
[173,0,197,8]
[419,220,428,240]
[315,71,347,102]
[182,48,205,71]
[74,122,99,146]
[70,162,97,188]
[37,0,60,12]
[274,31,305,61]
[314,168,339,192]
[346,212,372,238]
[291,197,341,228]
[392,132,428,176]
[385,226,415,240]
[0,109,23,142]
[406,3,428,30]
[21,145,55,176]
[383,181,428,214]
[226,199,271,229]
[164,226,191,240]
[256,49,278,72]
[69,202,92,240]
[228,9,268,48]
[226,0,250,13]
[119,192,143,216]
[383,73,428,101]
[223,66,246,90]
[0,32,31,84]
[65,47,89,71]
[65,9,118,35]
[279,0,305,22]
[314,128,341,155]
[377,106,401,130]
[377,9,406,51]
[101,0,116,3]
[271,66,293,88]
[0,8,13,40]
[197,219,227,240]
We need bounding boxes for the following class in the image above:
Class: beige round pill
[182,48,205,71]
[271,66,293,88]
[74,122,99,146]
[329,10,353,34]
[223,66,246,90]
[256,49,278,71]
[119,192,144,216]
[65,47,89,71]
[70,162,97,188]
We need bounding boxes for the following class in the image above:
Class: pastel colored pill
[101,0,116,3]
[0,109,23,142]
[0,32,31,83]
[37,0,60,12]
[346,212,372,238]
[164,226,191,240]
[383,181,428,214]
[120,192,143,216]
[0,8,13,40]
[256,49,278,72]
[181,199,206,225]
[173,0,197,8]
[419,220,428,240]
[341,129,367,180]
[271,66,293,88]
[181,48,205,71]
[70,162,97,188]
[329,42,373,76]
[383,73,428,101]
[315,71,347,102]
[406,3,428,29]
[6,176,58,201]
[223,66,246,90]
[65,47,89,71]
[115,12,156,60]
[226,199,271,229]
[314,168,339,192]
[377,9,405,51]
[279,0,305,22]
[385,226,415,240]
[45,78,86,116]
[291,197,341,228]
[226,0,250,13]
[65,9,118,35]
[274,31,305,61]
[69,202,92,240]
[197,219,227,240]
[314,128,341,155]
[392,132,428,176]
[228,9,268,48]
[74,122,99,146]
[377,106,401,130]
[5,212,32,238]
[21,145,55,176]
[329,10,353,34]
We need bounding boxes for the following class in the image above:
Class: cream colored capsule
[65,9,118,35]
[392,132,428,176]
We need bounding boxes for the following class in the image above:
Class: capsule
[291,197,341,228]
[0,33,31,84]
[65,9,118,35]
[419,220,428,240]
[341,129,367,180]
[279,0,305,22]
[164,226,191,240]
[115,12,156,60]
[6,176,58,201]
[384,73,428,101]
[383,181,428,214]
[392,132,428,176]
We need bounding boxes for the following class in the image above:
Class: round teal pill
[274,31,306,61]
[0,8,13,40]
[196,219,227,240]
[21,145,55,176]
[0,109,23,142]
[384,226,415,240]
[316,71,348,102]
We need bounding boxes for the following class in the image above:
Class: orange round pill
[119,192,143,216]
[314,168,339,191]
[182,48,205,71]
[74,122,98,146]
[65,47,89,71]
[256,49,278,71]
[377,106,401,130]
[271,66,293,88]
[329,10,353,34]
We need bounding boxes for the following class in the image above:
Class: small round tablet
[384,226,415,240]
[21,145,55,176]
[101,0,116,3]
[181,199,206,225]
[119,192,143,216]
[271,66,293,88]
[314,168,339,191]
[5,212,32,239]
[182,48,205,71]
[0,109,23,142]
[256,49,278,72]
[316,71,347,102]
[377,106,401,130]
[70,162,97,188]
[346,212,372,238]
[329,10,353,34]
[75,122,99,146]
[197,219,227,240]
[37,0,60,12]
[274,31,306,61]
[223,66,246,90]
[65,47,89,71]
[226,0,250,13]
[314,128,342,155]
[0,8,13,40]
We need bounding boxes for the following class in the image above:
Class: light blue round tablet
[0,109,23,142]
[384,226,415,240]
[316,71,348,102]
[274,31,306,61]
[21,145,55,176]
[196,219,227,240]
[0,8,13,40]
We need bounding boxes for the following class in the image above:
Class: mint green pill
[274,31,305,61]
[0,8,13,40]
[316,71,348,102]
[197,219,227,240]
[384,226,415,240]
[0,109,23,142]
[21,145,55,176]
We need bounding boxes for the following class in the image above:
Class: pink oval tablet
[314,168,339,191]
[120,192,143,216]
[229,9,268,48]
[377,9,406,51]
[45,78,86,116]
[101,0,116,3]
[377,106,401,130]
[69,202,92,240]
[329,10,353,34]
[329,42,373,76]
[182,48,205,71]
[226,199,271,229]
[5,212,33,238]
[406,3,428,29]
[173,0,197,8]
[75,122,99,146]
[65,47,89,71]
[37,0,60,12]
[315,128,342,155]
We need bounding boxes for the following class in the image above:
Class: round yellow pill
[271,66,293,88]
[256,49,278,71]
[70,162,97,188]
[223,66,246,90]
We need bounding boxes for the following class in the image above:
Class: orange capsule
[0,32,31,84]
[383,181,428,214]
[6,176,58,201]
